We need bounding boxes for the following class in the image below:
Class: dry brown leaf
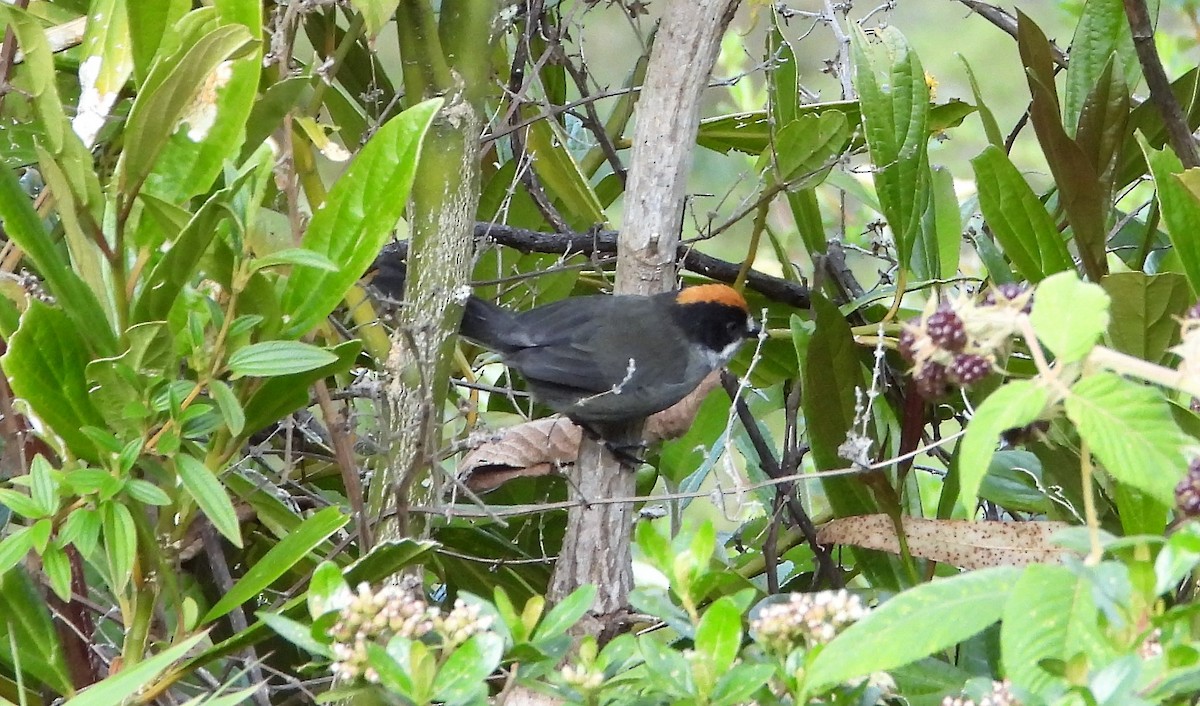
[458,371,723,491]
[816,514,1074,569]
[458,417,581,492]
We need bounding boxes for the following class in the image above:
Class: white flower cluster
[750,590,868,652]
[328,583,492,684]
[942,679,1020,706]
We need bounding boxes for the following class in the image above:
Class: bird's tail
[460,295,522,354]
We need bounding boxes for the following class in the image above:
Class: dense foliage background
[1,0,1200,704]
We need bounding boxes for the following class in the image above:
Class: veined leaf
[958,381,1051,515]
[1101,271,1192,363]
[1065,372,1190,506]
[204,507,348,622]
[808,567,1022,691]
[226,341,338,378]
[280,98,441,337]
[1140,134,1200,295]
[972,145,1073,281]
[1030,271,1111,362]
[176,456,242,547]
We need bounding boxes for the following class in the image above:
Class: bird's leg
[576,420,646,469]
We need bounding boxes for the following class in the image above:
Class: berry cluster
[329,583,494,684]
[750,590,868,653]
[1176,458,1200,517]
[899,284,1033,399]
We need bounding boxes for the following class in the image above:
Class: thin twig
[1124,0,1200,167]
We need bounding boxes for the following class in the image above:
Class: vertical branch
[1123,0,1200,167]
[547,0,742,620]
[376,0,500,542]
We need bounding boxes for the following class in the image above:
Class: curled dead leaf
[816,514,1074,570]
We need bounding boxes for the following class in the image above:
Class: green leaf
[1001,564,1112,696]
[73,0,134,147]
[240,340,361,435]
[959,55,1004,148]
[1017,10,1110,282]
[127,0,189,84]
[144,1,263,204]
[204,506,348,622]
[59,508,102,557]
[1140,134,1200,295]
[531,584,596,643]
[208,380,245,437]
[3,301,108,461]
[349,0,402,37]
[307,561,352,619]
[807,567,1022,691]
[29,456,57,517]
[923,164,961,281]
[851,26,931,270]
[759,112,849,186]
[118,23,257,194]
[0,489,43,520]
[175,456,242,547]
[0,526,36,575]
[958,381,1050,515]
[249,248,339,274]
[1155,522,1200,596]
[41,544,71,602]
[0,169,115,355]
[101,501,137,595]
[1030,271,1111,362]
[524,108,607,230]
[258,612,333,657]
[694,596,741,677]
[1065,372,1190,505]
[124,479,171,506]
[972,145,1073,282]
[431,633,504,706]
[226,341,338,378]
[803,295,892,587]
[63,633,207,706]
[1063,0,1146,132]
[280,98,441,337]
[1101,272,1192,363]
[0,569,72,693]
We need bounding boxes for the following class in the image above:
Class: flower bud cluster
[560,663,604,692]
[941,679,1019,706]
[328,584,492,684]
[900,284,1032,399]
[750,590,868,652]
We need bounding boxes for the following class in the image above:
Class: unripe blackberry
[915,362,949,399]
[949,354,992,386]
[926,308,967,351]
[898,326,919,362]
[1176,459,1200,517]
[982,282,1032,313]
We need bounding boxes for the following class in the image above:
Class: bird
[366,253,760,426]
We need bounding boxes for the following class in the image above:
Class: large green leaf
[972,145,1073,282]
[0,570,72,694]
[0,167,116,354]
[118,19,256,195]
[0,6,65,153]
[63,633,207,706]
[204,506,348,622]
[143,0,263,203]
[176,455,243,547]
[72,0,134,147]
[226,341,338,378]
[1017,11,1109,282]
[279,98,441,337]
[1001,564,1112,696]
[127,0,189,84]
[2,301,107,461]
[1063,0,1148,132]
[1065,372,1190,505]
[240,340,361,435]
[807,567,1022,691]
[758,111,848,187]
[958,381,1050,515]
[1101,271,1192,363]
[1140,135,1200,295]
[850,26,931,270]
[1030,271,1111,362]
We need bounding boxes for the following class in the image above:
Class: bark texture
[547,0,742,617]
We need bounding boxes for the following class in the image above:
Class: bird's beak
[746,318,761,338]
